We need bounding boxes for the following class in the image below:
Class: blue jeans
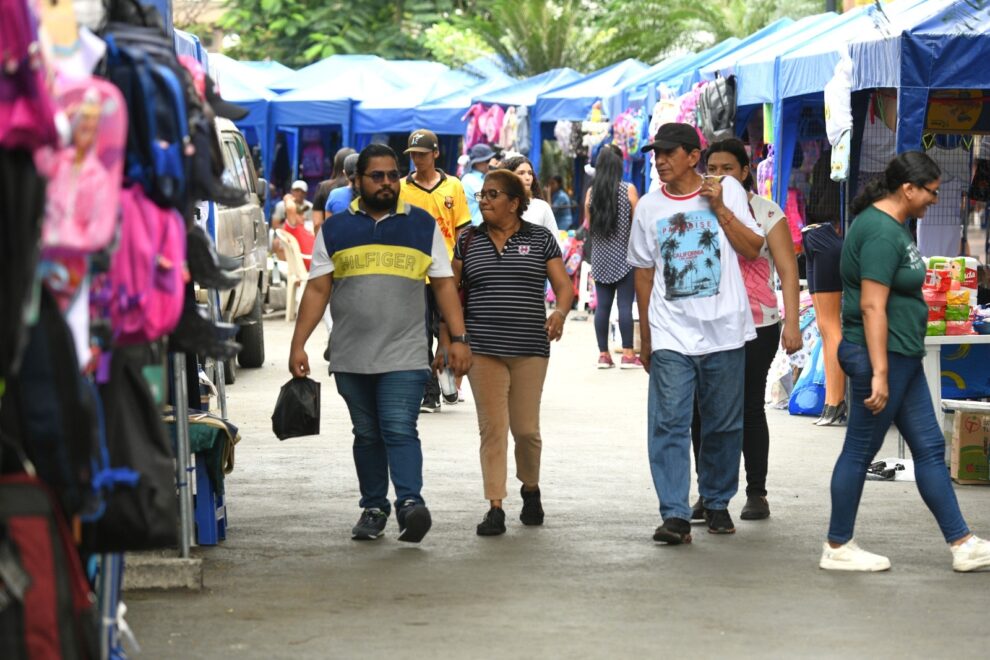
[334,369,430,514]
[648,347,745,521]
[828,340,969,544]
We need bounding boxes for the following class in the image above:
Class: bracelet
[552,310,567,320]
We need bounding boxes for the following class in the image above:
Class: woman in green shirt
[820,152,990,573]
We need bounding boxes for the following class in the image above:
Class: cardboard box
[951,412,990,484]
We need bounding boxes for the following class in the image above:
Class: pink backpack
[109,186,186,345]
[0,0,59,151]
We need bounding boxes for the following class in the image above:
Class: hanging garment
[824,57,853,182]
[554,119,574,158]
[462,103,486,150]
[516,105,530,155]
[478,104,504,145]
[756,145,775,201]
[498,105,519,151]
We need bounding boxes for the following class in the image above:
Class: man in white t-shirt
[627,123,765,545]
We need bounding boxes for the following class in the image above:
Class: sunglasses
[474,189,513,201]
[363,170,401,183]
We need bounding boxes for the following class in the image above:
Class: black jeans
[423,285,441,402]
[692,323,780,496]
[593,271,635,352]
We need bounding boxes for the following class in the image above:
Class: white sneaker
[819,540,891,572]
[951,535,990,572]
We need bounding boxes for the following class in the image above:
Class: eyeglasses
[474,189,513,201]
[920,184,940,197]
[362,170,401,183]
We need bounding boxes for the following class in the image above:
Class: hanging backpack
[102,37,189,209]
[108,186,186,345]
[0,288,101,519]
[0,472,100,660]
[82,346,179,553]
[697,75,737,145]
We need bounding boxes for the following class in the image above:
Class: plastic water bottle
[438,348,458,403]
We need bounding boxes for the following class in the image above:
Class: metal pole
[172,353,194,558]
[206,289,228,420]
[826,0,838,13]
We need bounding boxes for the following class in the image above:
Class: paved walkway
[127,316,990,658]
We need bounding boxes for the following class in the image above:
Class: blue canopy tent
[769,0,937,207]
[352,65,476,137]
[849,0,986,153]
[173,29,206,64]
[413,71,515,137]
[529,59,648,174]
[210,54,278,174]
[238,60,296,90]
[475,68,583,107]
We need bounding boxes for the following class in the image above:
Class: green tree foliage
[214,0,824,72]
[218,0,480,67]
[595,0,824,65]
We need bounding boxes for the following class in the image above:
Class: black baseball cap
[205,74,249,121]
[405,129,439,153]
[640,122,701,153]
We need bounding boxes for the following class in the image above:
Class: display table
[923,335,990,421]
[898,335,990,458]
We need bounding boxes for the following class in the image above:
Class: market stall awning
[473,68,582,108]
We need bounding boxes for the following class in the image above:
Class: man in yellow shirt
[400,129,472,413]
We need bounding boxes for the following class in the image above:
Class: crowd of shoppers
[285,130,990,572]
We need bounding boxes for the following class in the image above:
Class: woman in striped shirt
[439,170,575,536]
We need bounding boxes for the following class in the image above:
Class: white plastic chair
[275,229,309,321]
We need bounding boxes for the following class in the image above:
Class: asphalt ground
[127,314,990,659]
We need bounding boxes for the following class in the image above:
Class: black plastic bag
[272,377,321,440]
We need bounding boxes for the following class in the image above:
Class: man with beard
[289,144,472,544]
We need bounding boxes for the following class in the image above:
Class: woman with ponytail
[820,151,990,573]
[584,144,640,368]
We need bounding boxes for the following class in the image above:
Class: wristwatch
[450,334,471,344]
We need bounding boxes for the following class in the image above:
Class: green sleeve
[858,236,902,287]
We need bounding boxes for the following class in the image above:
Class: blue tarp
[173,29,205,65]
[238,61,297,90]
[849,0,986,152]
[474,68,582,107]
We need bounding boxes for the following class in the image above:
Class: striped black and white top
[454,222,562,358]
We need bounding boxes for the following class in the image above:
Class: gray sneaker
[351,508,388,540]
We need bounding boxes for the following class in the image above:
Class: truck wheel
[237,294,265,368]
[223,357,236,385]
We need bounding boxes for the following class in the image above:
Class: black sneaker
[476,507,506,536]
[740,495,770,520]
[419,396,441,414]
[519,486,544,526]
[691,496,705,521]
[704,508,736,534]
[653,518,692,545]
[396,500,432,543]
[351,508,388,540]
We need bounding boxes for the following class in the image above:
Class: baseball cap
[466,143,495,167]
[640,123,702,153]
[405,129,439,153]
[291,180,308,192]
[205,74,249,121]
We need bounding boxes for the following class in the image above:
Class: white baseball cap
[291,180,308,192]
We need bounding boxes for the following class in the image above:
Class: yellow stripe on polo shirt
[331,244,432,280]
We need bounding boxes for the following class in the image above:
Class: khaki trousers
[468,354,549,500]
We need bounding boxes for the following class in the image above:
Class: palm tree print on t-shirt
[656,211,721,300]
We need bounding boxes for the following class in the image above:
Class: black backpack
[697,75,737,145]
[0,289,100,519]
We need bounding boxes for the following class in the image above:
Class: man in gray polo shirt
[289,144,472,544]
